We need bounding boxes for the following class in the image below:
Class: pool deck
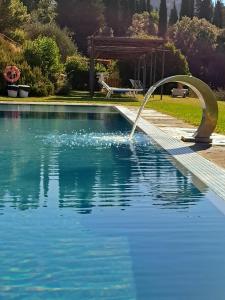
[128,107,225,170]
[116,106,225,202]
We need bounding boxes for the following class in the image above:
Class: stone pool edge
[116,105,225,202]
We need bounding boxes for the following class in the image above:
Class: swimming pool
[1,104,225,300]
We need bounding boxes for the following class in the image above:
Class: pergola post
[150,51,153,87]
[142,55,147,91]
[89,36,95,98]
[160,50,166,100]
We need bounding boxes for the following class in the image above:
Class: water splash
[37,130,151,149]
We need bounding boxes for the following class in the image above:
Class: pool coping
[0,101,225,202]
[115,105,225,202]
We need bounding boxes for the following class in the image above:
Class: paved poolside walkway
[129,107,225,170]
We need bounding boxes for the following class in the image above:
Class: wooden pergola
[88,36,169,97]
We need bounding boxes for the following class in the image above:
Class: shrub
[8,29,27,44]
[65,55,89,90]
[214,89,225,101]
[25,22,77,61]
[55,79,72,95]
[18,61,54,96]
[23,36,63,78]
[0,36,20,93]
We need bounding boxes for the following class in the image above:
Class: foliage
[0,37,20,92]
[180,0,194,19]
[23,36,63,77]
[8,29,27,44]
[65,55,89,90]
[196,0,213,22]
[31,0,57,24]
[217,28,225,52]
[170,17,219,52]
[128,11,158,37]
[169,17,219,83]
[213,0,225,28]
[163,42,189,76]
[214,88,225,101]
[169,1,178,26]
[18,61,54,96]
[25,22,77,61]
[0,0,30,34]
[158,0,167,37]
[57,0,105,52]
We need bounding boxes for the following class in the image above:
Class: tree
[25,22,77,61]
[139,0,146,12]
[147,0,152,12]
[33,0,57,24]
[158,0,167,37]
[21,0,37,11]
[213,0,224,28]
[23,36,63,76]
[169,1,178,26]
[57,0,105,52]
[180,0,194,19]
[169,17,219,83]
[196,0,213,22]
[0,0,30,34]
[128,11,158,37]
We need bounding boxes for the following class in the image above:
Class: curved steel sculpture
[130,75,218,143]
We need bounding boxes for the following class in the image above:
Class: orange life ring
[3,65,21,83]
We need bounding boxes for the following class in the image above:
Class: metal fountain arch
[130,75,218,143]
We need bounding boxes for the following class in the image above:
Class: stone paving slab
[128,107,225,169]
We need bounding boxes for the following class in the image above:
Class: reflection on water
[1,110,225,300]
[0,111,202,213]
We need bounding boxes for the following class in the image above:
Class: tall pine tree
[140,0,146,12]
[57,0,105,52]
[196,0,213,21]
[169,0,178,25]
[146,0,152,12]
[158,0,167,37]
[213,0,224,28]
[180,0,194,19]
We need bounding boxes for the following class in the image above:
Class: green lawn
[0,91,225,134]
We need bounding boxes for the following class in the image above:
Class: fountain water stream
[130,75,218,143]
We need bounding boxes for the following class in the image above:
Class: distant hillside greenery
[0,0,225,97]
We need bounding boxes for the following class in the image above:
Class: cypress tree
[158,0,167,37]
[146,0,152,12]
[140,0,146,12]
[180,0,194,19]
[189,0,195,18]
[213,0,224,28]
[196,0,213,21]
[130,0,137,15]
[169,1,178,25]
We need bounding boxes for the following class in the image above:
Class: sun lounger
[99,79,143,99]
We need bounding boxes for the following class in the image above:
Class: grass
[0,91,225,134]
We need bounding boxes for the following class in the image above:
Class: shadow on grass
[49,91,139,103]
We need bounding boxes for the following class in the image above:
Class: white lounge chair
[99,79,143,99]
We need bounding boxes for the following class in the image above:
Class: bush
[0,36,20,93]
[23,36,63,78]
[25,22,77,61]
[214,89,225,101]
[55,79,72,95]
[65,55,89,90]
[18,61,54,96]
[8,29,27,44]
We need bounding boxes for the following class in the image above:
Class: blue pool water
[0,105,225,300]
